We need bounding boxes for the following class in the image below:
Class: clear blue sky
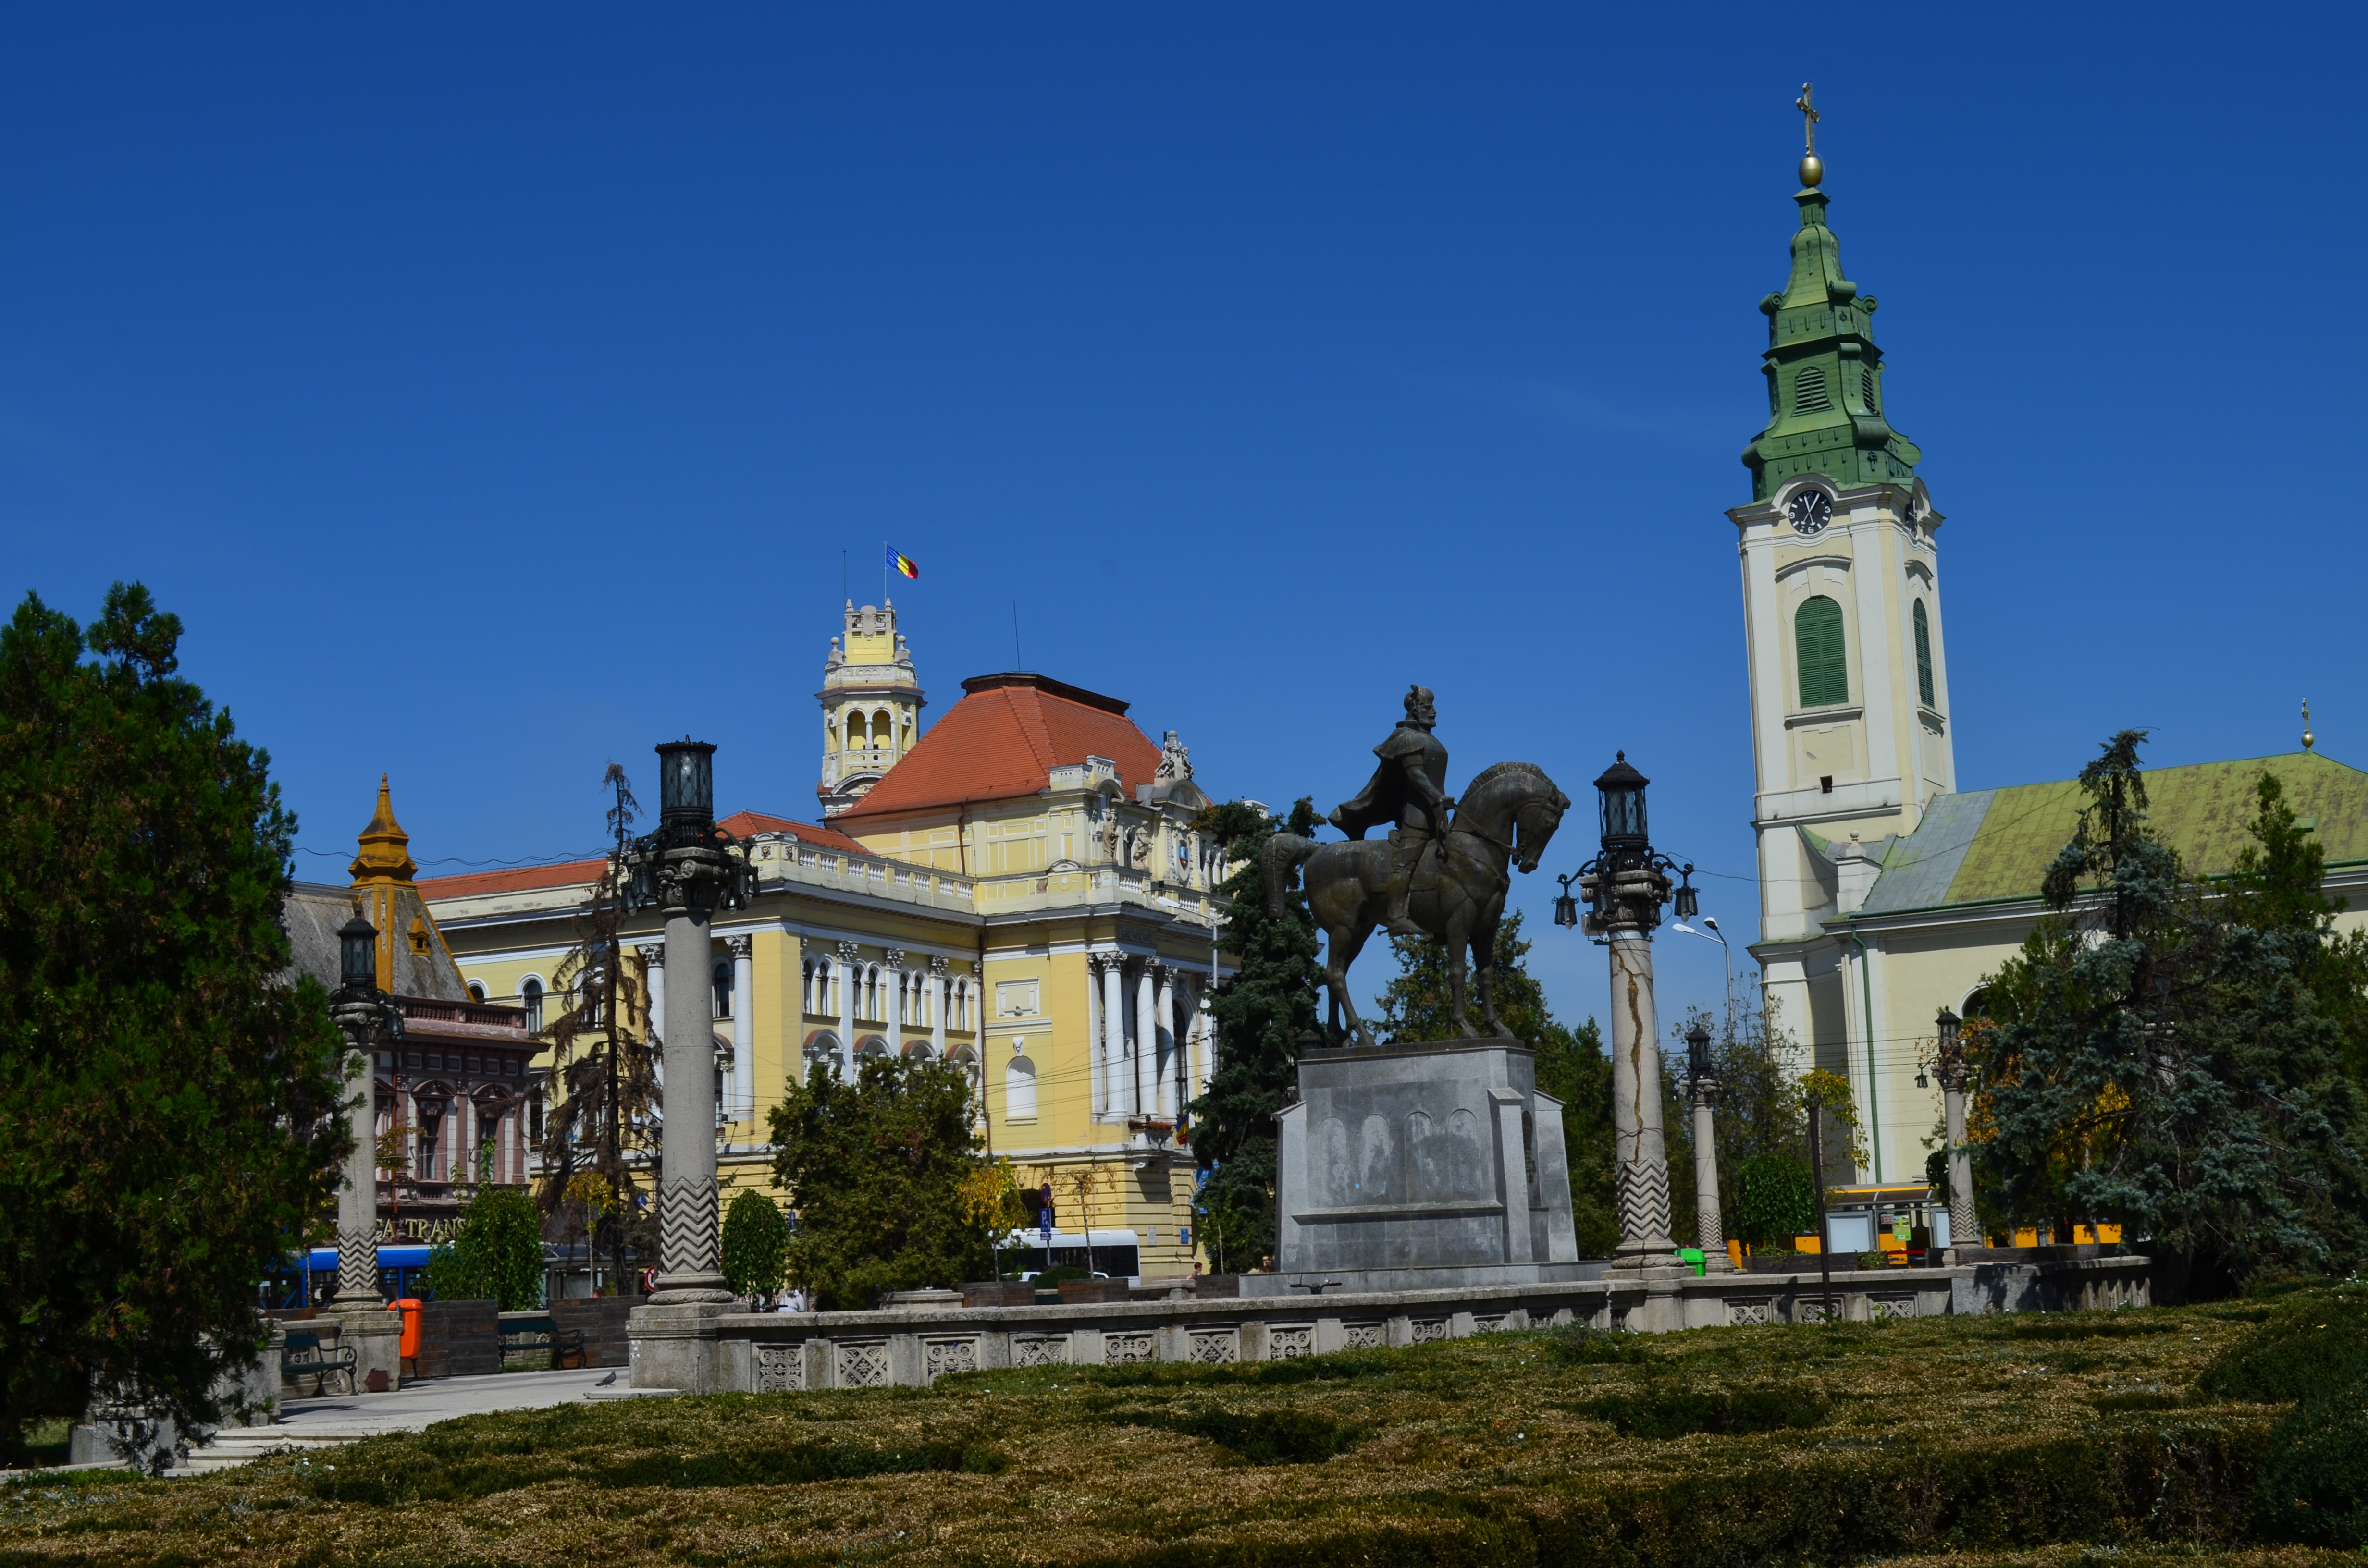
[8,6,2364,1036]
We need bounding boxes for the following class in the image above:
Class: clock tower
[1733,122,1957,1092]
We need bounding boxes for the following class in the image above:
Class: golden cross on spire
[1796,82,1820,154]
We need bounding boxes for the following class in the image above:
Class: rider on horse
[1327,684,1454,938]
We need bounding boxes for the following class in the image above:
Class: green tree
[1974,735,2368,1294]
[768,1055,991,1309]
[1662,998,1821,1251]
[0,586,347,1462]
[421,1183,544,1310]
[1374,911,1620,1255]
[720,1188,791,1299]
[1186,797,1323,1272]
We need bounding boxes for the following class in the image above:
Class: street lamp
[1551,752,1697,1291]
[1684,1018,1731,1273]
[326,912,404,1386]
[624,736,755,1317]
[1934,1004,1974,1258]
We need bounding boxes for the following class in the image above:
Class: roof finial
[2302,699,2315,751]
[1795,81,1823,188]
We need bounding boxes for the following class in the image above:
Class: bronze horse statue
[1261,761,1570,1047]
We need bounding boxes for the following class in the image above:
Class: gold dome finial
[349,773,419,884]
[1795,81,1823,188]
[2303,700,2315,751]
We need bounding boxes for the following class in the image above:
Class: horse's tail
[1260,834,1319,918]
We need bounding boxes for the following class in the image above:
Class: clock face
[1786,490,1833,536]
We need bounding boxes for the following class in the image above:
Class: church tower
[818,599,926,816]
[1734,101,1957,1078]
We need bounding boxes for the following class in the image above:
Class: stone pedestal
[629,1300,728,1392]
[1268,1038,1585,1293]
[324,1301,402,1392]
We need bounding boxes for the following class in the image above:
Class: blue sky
[7,6,2365,1036]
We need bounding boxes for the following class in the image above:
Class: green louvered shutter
[1913,599,1936,708]
[1796,596,1848,708]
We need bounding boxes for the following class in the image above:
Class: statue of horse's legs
[1324,917,1381,1049]
[1471,909,1509,1037]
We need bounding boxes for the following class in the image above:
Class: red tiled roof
[717,811,867,855]
[419,815,868,903]
[419,858,605,902]
[835,672,1164,821]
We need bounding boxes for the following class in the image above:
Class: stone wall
[685,1256,2152,1394]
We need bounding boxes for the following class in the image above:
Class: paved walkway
[177,1369,672,1475]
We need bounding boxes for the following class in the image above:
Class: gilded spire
[348,774,419,884]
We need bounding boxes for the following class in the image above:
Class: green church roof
[1853,751,2368,917]
[1742,172,1923,502]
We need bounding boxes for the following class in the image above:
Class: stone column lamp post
[1685,1020,1732,1273]
[1553,753,1700,1290]
[327,913,404,1391]
[1935,1006,1975,1260]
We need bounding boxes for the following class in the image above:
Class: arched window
[871,710,891,748]
[844,713,861,751]
[1795,596,1849,708]
[1005,1054,1039,1121]
[1794,364,1832,413]
[712,957,732,1019]
[521,977,544,1033]
[1912,599,1936,708]
[577,972,604,1027]
[466,980,486,1003]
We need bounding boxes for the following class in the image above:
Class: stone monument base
[1274,1037,1583,1281]
[1241,1259,1607,1297]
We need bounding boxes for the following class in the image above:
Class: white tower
[1735,142,1957,1128]
[817,600,925,816]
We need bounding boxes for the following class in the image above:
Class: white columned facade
[929,956,948,1057]
[1154,967,1176,1118]
[728,935,753,1126]
[835,941,859,1077]
[1085,956,1105,1115]
[1134,963,1157,1119]
[1099,954,1127,1119]
[638,943,665,1046]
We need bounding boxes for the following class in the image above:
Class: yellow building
[422,619,1233,1284]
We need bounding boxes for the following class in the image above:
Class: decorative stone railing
[679,1254,2153,1394]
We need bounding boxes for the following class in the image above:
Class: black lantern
[1594,752,1649,850]
[338,913,377,998]
[1936,1005,1961,1065]
[1673,869,1700,921]
[655,737,717,825]
[1553,874,1581,929]
[1685,1019,1713,1082]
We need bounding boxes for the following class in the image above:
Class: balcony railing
[396,996,530,1033]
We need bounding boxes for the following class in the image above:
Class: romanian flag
[887,545,920,580]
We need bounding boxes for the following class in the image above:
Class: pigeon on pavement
[595,1372,617,1386]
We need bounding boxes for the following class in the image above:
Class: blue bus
[261,1245,437,1310]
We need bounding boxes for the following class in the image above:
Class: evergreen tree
[1186,798,1322,1272]
[1373,911,1619,1255]
[421,1183,543,1310]
[1974,734,2368,1294]
[720,1188,791,1299]
[0,586,346,1461]
[768,1055,992,1308]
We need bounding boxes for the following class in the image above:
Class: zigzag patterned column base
[650,1175,735,1304]
[335,1225,380,1303]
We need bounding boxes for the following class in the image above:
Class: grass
[0,1297,2351,1567]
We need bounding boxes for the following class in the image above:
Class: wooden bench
[498,1312,588,1370]
[281,1329,357,1396]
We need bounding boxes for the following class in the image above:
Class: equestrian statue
[1261,685,1569,1047]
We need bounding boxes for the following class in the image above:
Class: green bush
[720,1189,790,1298]
[1543,1324,1647,1366]
[420,1184,543,1309]
[1159,1406,1363,1464]
[1576,1383,1830,1439]
[1032,1264,1089,1287]
[1733,1155,1815,1246]
[2255,1362,2368,1544]
[2194,1288,2368,1404]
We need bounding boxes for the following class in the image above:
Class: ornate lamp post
[1935,1006,1975,1258]
[1685,1020,1732,1273]
[1554,754,1698,1281]
[327,913,404,1388]
[625,738,752,1307]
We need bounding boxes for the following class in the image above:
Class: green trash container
[1675,1247,1706,1277]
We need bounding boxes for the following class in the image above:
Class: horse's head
[1512,785,1572,875]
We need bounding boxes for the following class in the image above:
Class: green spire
[1742,174,1921,502]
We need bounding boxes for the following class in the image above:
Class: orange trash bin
[393,1298,423,1360]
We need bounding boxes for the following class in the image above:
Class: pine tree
[1373,911,1619,1255]
[1975,734,2368,1293]
[1186,798,1322,1272]
[0,586,347,1461]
